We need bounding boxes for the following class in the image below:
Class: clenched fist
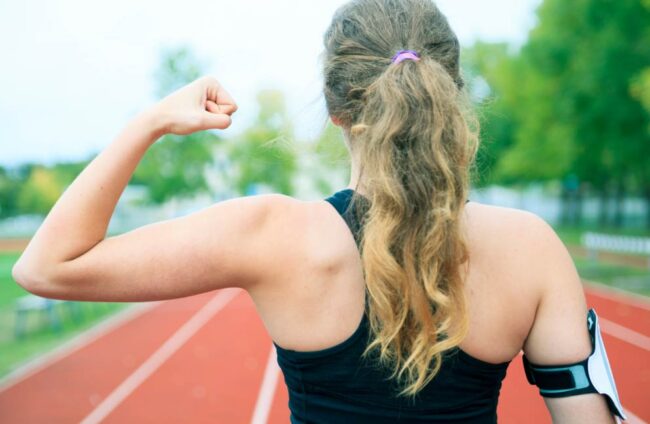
[148,76,238,136]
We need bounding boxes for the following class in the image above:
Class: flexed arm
[10,77,299,302]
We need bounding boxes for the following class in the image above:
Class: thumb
[200,111,232,130]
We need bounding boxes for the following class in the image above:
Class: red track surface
[0,284,647,424]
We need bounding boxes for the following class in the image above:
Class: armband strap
[522,308,626,420]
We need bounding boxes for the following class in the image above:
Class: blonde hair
[322,0,480,397]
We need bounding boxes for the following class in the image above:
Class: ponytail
[323,0,480,397]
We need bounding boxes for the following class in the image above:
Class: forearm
[16,111,162,272]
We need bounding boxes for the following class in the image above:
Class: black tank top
[273,188,511,423]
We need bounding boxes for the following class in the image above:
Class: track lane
[1,282,647,423]
[598,333,650,421]
[97,289,271,424]
[498,353,550,423]
[81,289,239,424]
[268,375,290,424]
[251,346,281,424]
[585,287,650,338]
[0,291,217,424]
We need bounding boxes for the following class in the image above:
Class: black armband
[522,309,626,420]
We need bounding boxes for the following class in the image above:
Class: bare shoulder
[466,202,591,364]
[264,194,360,269]
[235,192,314,231]
[461,202,585,353]
[241,193,348,285]
[463,201,565,288]
[243,194,364,329]
[464,201,556,247]
[252,193,337,245]
[241,192,311,251]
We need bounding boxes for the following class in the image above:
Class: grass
[0,252,130,380]
[0,253,31,309]
[554,224,650,246]
[573,257,650,297]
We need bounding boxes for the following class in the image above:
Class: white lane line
[80,288,240,424]
[0,301,160,394]
[599,317,650,352]
[250,345,281,424]
[623,408,647,424]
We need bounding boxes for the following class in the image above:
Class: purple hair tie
[391,49,420,64]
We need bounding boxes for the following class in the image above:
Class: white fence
[582,232,650,268]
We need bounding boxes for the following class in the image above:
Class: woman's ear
[330,115,343,127]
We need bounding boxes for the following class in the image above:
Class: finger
[203,78,238,113]
[200,111,232,130]
[206,99,237,116]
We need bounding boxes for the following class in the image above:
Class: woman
[12,0,622,422]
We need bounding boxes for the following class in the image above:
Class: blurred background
[0,0,648,388]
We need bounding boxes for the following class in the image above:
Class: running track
[0,283,648,423]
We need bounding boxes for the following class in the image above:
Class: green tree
[0,166,22,218]
[515,0,650,226]
[132,46,220,204]
[16,166,63,215]
[630,0,650,227]
[225,89,298,195]
[310,121,350,195]
[462,42,523,186]
[154,46,205,98]
[466,0,650,227]
[7,160,90,216]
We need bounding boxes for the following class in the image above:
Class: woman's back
[249,190,539,363]
[247,188,543,422]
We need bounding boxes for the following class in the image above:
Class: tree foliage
[464,0,650,195]
[2,160,89,216]
[310,121,350,195]
[131,46,219,204]
[0,165,22,218]
[225,89,298,195]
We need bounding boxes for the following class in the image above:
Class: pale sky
[0,0,541,166]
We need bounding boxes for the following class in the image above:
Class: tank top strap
[324,189,469,243]
[324,189,367,247]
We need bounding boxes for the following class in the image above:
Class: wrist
[133,107,169,140]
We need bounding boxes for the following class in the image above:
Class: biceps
[523,279,592,364]
[522,225,592,364]
[50,206,264,302]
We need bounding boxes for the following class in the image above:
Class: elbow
[11,259,61,299]
[11,258,33,290]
